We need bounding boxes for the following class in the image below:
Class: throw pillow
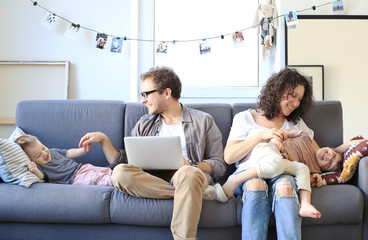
[321,139,368,185]
[8,126,26,142]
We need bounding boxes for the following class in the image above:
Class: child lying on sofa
[16,133,229,204]
[318,135,368,185]
[15,134,125,185]
[205,130,366,219]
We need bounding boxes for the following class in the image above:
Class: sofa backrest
[15,100,343,170]
[124,102,148,137]
[16,100,125,167]
[232,100,343,148]
[185,103,233,148]
[124,103,233,148]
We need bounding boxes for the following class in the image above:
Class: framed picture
[0,61,69,125]
[288,65,324,100]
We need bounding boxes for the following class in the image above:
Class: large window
[154,0,260,100]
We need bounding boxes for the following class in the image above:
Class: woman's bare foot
[222,174,242,198]
[299,202,322,219]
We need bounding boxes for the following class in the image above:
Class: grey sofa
[0,100,366,240]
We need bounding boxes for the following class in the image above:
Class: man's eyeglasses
[140,89,160,99]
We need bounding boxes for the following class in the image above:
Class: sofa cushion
[124,103,148,138]
[303,185,363,225]
[185,103,232,148]
[110,189,238,228]
[0,138,42,187]
[0,183,113,224]
[302,101,343,148]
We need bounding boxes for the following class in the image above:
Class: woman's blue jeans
[235,174,302,240]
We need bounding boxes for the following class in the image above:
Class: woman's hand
[271,138,285,152]
[261,128,287,142]
[225,128,285,165]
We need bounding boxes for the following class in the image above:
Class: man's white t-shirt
[159,120,188,160]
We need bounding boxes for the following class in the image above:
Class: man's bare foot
[222,174,241,198]
[299,203,322,219]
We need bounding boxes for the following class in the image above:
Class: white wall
[1,0,133,100]
[0,0,134,138]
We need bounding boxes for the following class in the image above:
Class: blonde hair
[15,134,38,151]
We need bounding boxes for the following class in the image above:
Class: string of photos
[30,0,344,57]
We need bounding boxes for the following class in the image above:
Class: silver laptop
[124,136,184,170]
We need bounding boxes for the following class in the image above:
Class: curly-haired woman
[224,67,316,240]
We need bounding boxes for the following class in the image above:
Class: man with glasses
[79,66,226,240]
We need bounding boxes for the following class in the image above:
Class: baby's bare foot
[222,174,241,198]
[299,203,322,219]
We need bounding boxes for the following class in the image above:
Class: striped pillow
[0,138,42,187]
[8,126,26,142]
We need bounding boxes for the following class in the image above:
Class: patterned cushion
[321,139,368,185]
[0,127,42,187]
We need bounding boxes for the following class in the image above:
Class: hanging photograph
[233,31,245,47]
[288,65,324,100]
[285,11,298,27]
[199,40,211,55]
[96,33,108,50]
[111,37,123,53]
[156,41,168,54]
[64,23,80,40]
[333,0,344,14]
[42,12,57,29]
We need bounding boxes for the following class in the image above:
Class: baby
[15,134,125,185]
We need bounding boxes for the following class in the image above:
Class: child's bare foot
[222,174,241,198]
[299,203,322,219]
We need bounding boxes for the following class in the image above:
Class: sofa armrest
[357,156,368,239]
